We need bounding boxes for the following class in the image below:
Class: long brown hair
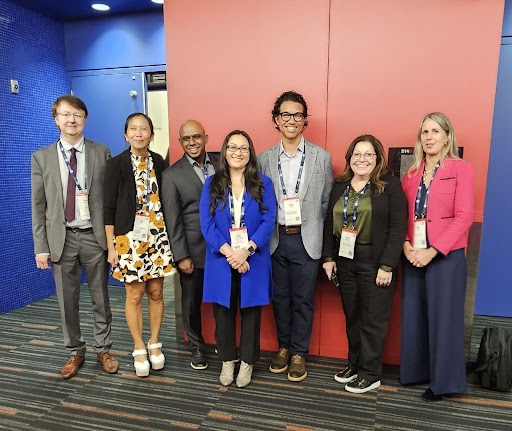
[335,134,390,195]
[208,130,267,215]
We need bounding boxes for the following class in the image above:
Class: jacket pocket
[439,177,456,194]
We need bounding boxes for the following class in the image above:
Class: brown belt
[66,227,93,233]
[278,225,301,235]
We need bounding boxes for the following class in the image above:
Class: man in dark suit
[258,91,333,382]
[161,119,219,370]
[31,94,119,379]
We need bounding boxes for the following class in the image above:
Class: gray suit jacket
[258,139,333,260]
[161,153,220,269]
[31,139,111,262]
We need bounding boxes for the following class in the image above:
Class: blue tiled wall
[0,0,69,313]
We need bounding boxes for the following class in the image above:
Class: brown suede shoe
[288,355,307,382]
[97,352,120,374]
[61,355,85,379]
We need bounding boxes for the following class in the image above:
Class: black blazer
[103,149,166,236]
[322,173,407,270]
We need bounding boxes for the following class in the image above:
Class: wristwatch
[247,246,256,256]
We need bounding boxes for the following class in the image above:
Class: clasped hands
[220,243,250,274]
[403,241,438,268]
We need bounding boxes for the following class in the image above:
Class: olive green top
[333,185,372,244]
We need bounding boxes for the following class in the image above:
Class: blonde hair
[407,112,461,176]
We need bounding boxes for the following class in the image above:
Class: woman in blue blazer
[200,130,276,388]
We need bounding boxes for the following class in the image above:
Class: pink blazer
[402,158,474,256]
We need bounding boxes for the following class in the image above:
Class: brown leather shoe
[61,355,85,379]
[97,352,119,374]
[288,355,307,382]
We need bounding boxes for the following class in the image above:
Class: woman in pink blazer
[400,112,474,401]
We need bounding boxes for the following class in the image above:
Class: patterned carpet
[0,278,511,431]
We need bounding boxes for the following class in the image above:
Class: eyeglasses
[351,152,376,160]
[278,112,305,122]
[227,144,250,154]
[180,134,204,143]
[57,112,84,120]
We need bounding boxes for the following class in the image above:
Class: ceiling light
[152,0,164,4]
[91,4,110,12]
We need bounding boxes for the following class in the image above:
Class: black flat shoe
[421,388,443,402]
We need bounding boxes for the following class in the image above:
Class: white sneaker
[132,349,150,377]
[147,341,165,370]
[220,361,235,386]
[236,361,253,388]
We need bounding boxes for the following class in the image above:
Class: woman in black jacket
[104,113,173,377]
[322,134,406,393]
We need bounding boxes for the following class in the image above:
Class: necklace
[423,167,435,175]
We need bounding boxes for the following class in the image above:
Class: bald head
[179,119,208,163]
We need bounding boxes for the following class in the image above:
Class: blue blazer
[199,174,277,308]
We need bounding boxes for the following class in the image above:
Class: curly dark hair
[209,130,267,216]
[336,134,391,195]
[271,90,309,130]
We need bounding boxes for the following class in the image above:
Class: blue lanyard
[343,182,370,228]
[229,189,245,228]
[59,141,86,191]
[277,146,306,197]
[414,161,440,219]
[135,155,152,214]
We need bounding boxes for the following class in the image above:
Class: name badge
[414,219,427,249]
[338,228,357,259]
[284,197,302,226]
[229,226,249,250]
[133,214,149,242]
[77,191,91,220]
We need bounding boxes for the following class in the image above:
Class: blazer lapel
[300,139,318,198]
[179,155,204,190]
[269,145,280,198]
[84,139,96,189]
[49,142,64,205]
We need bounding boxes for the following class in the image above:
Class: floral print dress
[112,153,173,282]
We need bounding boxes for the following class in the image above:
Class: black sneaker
[345,377,381,393]
[288,355,307,382]
[334,366,358,384]
[190,348,208,370]
[269,348,290,373]
[421,387,443,402]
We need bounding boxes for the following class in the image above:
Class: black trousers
[179,268,205,350]
[271,233,319,357]
[212,270,261,364]
[337,243,395,382]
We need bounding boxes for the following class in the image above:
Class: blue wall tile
[0,0,69,312]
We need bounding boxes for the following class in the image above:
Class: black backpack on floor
[473,327,512,392]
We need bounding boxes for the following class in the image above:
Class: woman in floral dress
[104,113,173,377]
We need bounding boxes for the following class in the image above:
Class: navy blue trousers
[400,248,468,395]
[271,233,319,357]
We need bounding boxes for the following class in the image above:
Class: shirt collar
[279,136,305,157]
[60,136,85,153]
[186,152,211,167]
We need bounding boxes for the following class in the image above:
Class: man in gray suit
[161,119,219,370]
[31,95,119,379]
[258,91,333,382]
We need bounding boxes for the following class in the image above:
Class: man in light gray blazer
[258,91,333,382]
[31,95,118,379]
[161,119,219,370]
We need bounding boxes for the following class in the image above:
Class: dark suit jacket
[31,139,110,261]
[103,148,165,236]
[161,153,220,268]
[322,173,407,270]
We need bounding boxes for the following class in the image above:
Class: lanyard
[278,146,306,197]
[135,155,152,214]
[229,189,245,228]
[343,181,370,228]
[59,141,87,191]
[414,161,440,219]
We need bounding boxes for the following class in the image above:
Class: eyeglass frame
[278,112,306,122]
[57,112,85,120]
[226,144,250,154]
[180,134,206,144]
[351,152,377,161]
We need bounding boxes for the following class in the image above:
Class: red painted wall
[164,1,504,362]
